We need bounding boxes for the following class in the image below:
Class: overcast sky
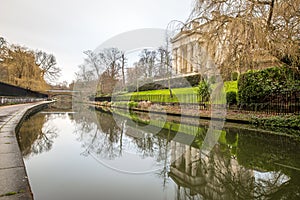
[0,0,193,84]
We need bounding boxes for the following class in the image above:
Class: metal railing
[238,91,300,114]
[110,90,300,114]
[0,96,47,106]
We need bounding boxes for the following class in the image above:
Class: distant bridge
[47,90,78,99]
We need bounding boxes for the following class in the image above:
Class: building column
[182,45,187,73]
[193,42,200,72]
[191,147,198,176]
[185,146,191,174]
[172,48,178,74]
[171,141,176,165]
[177,48,181,74]
[175,142,182,168]
[187,43,193,73]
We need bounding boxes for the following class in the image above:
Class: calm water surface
[17,104,300,200]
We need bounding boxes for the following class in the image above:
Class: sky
[0,0,193,84]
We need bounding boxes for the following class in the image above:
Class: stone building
[170,22,219,78]
[171,28,202,75]
[171,21,281,80]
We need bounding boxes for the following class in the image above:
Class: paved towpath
[0,102,51,200]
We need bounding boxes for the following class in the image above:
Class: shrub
[238,66,300,104]
[198,79,211,102]
[127,74,202,92]
[185,74,202,86]
[127,85,137,92]
[251,115,300,129]
[231,71,239,81]
[209,75,216,84]
[226,91,237,105]
[128,101,138,109]
[138,83,168,91]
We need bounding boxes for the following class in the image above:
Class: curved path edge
[0,101,53,200]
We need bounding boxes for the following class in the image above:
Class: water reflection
[17,105,300,200]
[18,113,58,158]
[72,107,172,173]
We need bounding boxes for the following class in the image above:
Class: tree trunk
[267,0,275,29]
[121,53,125,87]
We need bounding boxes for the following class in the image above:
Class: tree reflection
[73,107,123,160]
[73,107,172,175]
[18,113,58,158]
[72,107,300,199]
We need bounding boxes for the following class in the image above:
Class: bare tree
[120,52,127,87]
[96,48,126,94]
[75,64,95,82]
[157,45,173,97]
[99,48,122,80]
[157,47,168,78]
[139,49,157,78]
[0,37,7,58]
[35,51,61,81]
[83,50,102,80]
[127,62,145,92]
[183,0,300,78]
[0,37,8,81]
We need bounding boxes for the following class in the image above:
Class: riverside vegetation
[94,66,300,130]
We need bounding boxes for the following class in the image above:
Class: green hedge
[127,74,201,92]
[251,115,300,129]
[238,66,300,104]
[226,91,237,105]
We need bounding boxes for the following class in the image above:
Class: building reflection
[169,141,254,200]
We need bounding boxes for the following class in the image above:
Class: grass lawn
[111,81,237,104]
[120,81,238,96]
[121,87,199,96]
[224,81,238,93]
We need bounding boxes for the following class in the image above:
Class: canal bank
[0,101,52,200]
[14,101,300,199]
[92,101,300,129]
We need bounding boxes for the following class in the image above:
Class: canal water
[17,104,300,200]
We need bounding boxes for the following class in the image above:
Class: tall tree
[120,52,126,87]
[139,49,157,78]
[0,37,7,58]
[75,64,95,82]
[99,48,122,80]
[83,50,102,80]
[75,48,126,95]
[185,0,300,77]
[0,37,8,81]
[35,51,61,82]
[157,46,172,78]
[157,44,173,97]
[1,45,48,91]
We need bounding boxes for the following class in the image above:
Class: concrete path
[0,102,51,200]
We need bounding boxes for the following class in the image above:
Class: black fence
[109,90,300,115]
[238,91,300,114]
[0,81,48,98]
[94,96,112,102]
